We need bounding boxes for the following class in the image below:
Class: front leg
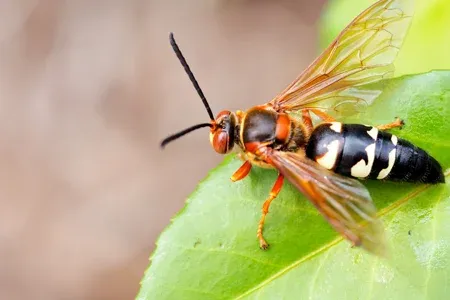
[231,160,252,182]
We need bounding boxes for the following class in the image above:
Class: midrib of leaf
[233,169,450,300]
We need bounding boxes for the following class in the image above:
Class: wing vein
[270,0,413,116]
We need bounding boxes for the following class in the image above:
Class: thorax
[235,106,307,167]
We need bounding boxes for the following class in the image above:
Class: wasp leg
[376,117,405,131]
[302,109,314,136]
[257,173,284,250]
[231,160,252,182]
[308,108,336,122]
[236,152,246,162]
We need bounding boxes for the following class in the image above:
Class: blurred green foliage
[320,0,450,76]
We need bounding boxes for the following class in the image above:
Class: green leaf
[319,0,450,76]
[138,71,450,299]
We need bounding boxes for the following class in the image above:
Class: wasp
[161,0,445,255]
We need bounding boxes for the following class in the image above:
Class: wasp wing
[270,0,413,114]
[269,150,386,255]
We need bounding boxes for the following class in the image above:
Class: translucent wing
[269,150,386,255]
[270,0,413,114]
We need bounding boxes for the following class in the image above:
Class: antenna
[160,123,212,148]
[169,32,215,121]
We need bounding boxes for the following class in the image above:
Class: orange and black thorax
[238,106,307,154]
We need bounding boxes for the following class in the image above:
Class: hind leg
[308,108,336,122]
[376,117,404,130]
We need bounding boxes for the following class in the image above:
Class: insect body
[161,0,445,256]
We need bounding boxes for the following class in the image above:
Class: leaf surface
[138,72,450,299]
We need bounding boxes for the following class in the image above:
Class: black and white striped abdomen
[305,122,445,184]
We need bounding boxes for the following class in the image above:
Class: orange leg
[376,117,404,131]
[231,160,252,182]
[257,173,284,249]
[308,108,336,122]
[302,109,314,136]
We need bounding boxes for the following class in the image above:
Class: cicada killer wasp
[161,0,445,256]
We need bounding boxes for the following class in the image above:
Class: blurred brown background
[0,0,327,299]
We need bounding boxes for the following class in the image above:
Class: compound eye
[211,131,230,154]
[209,110,235,154]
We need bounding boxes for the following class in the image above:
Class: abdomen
[305,122,445,184]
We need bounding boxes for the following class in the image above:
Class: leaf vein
[233,171,450,299]
[308,247,332,298]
